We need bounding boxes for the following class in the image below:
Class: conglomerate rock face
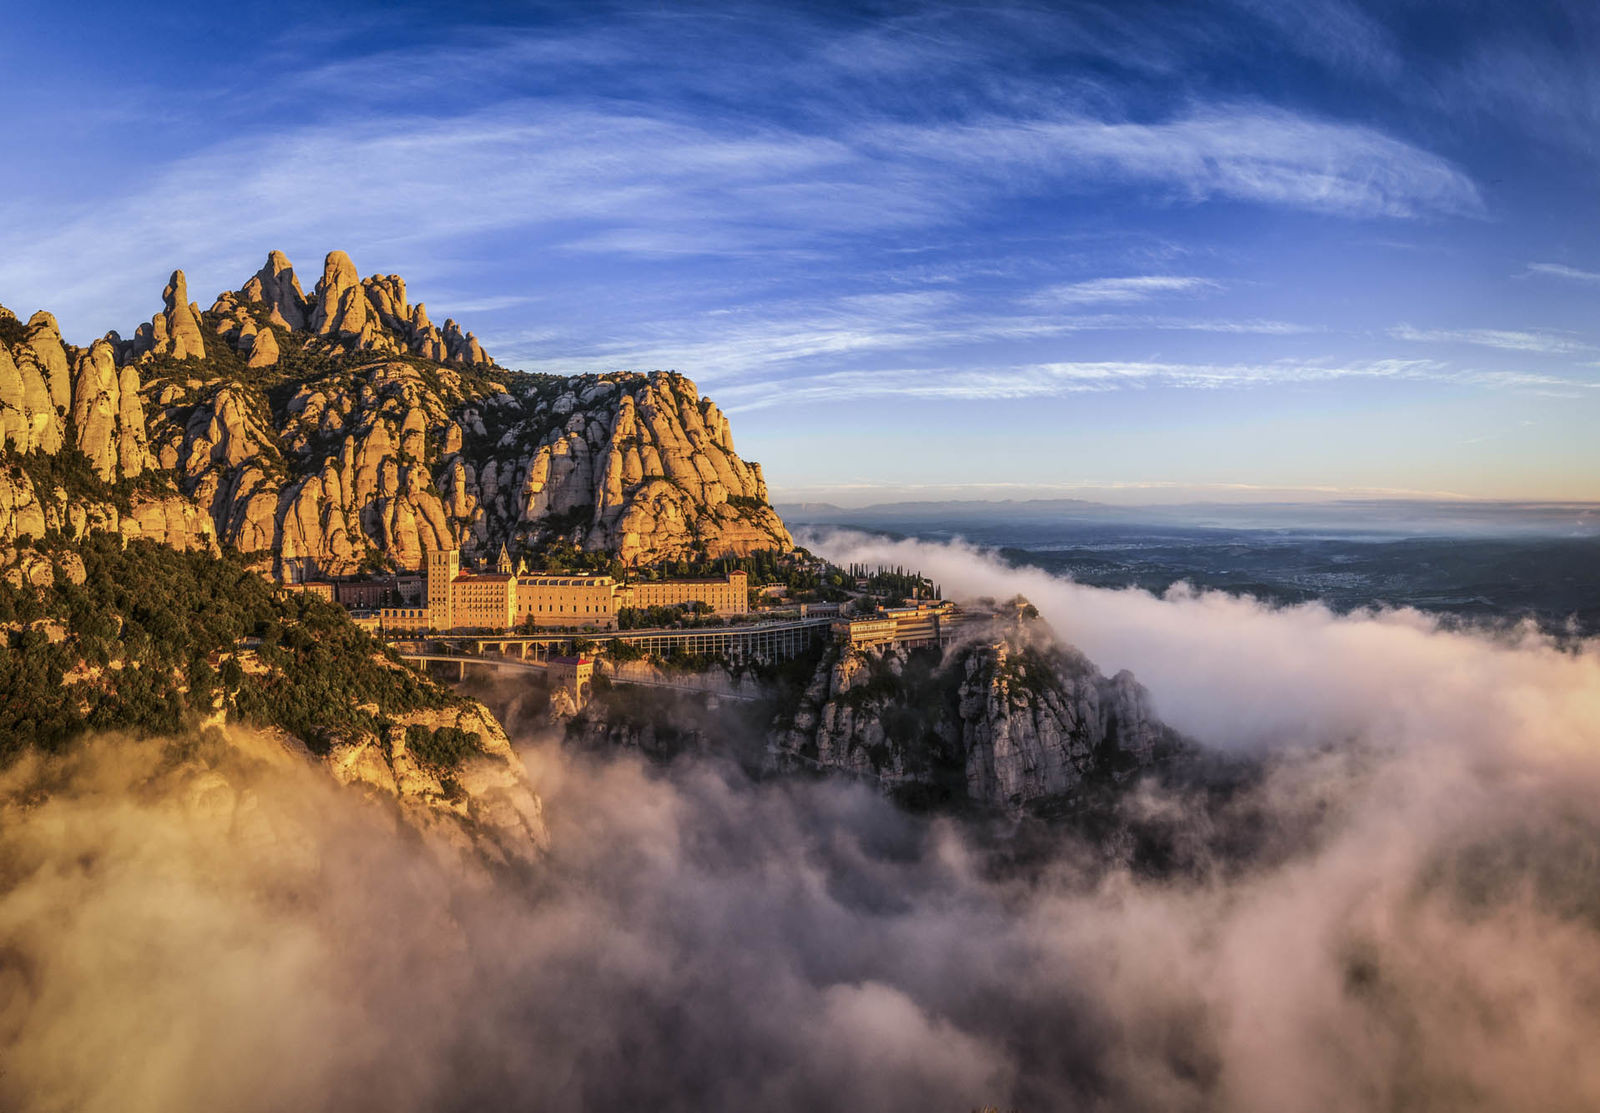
[322,699,550,867]
[0,250,792,571]
[145,357,790,574]
[0,314,63,456]
[0,247,783,862]
[773,615,1177,813]
[71,339,154,481]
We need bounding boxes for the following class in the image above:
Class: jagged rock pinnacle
[161,270,206,361]
[246,326,280,369]
[242,250,309,330]
[313,250,366,339]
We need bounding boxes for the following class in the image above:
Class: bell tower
[426,548,459,631]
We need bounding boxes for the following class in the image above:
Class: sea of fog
[4,533,1600,1112]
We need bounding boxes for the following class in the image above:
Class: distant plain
[786,499,1600,637]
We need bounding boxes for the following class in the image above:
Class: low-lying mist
[5,533,1600,1112]
[806,528,1600,754]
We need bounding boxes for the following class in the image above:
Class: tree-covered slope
[0,535,548,861]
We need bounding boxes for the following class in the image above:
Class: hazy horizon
[774,488,1600,510]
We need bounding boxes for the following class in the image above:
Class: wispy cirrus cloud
[488,292,1320,385]
[1027,275,1220,306]
[714,356,1600,411]
[1227,0,1402,81]
[869,107,1483,220]
[1390,323,1593,356]
[0,0,1590,501]
[1521,262,1600,284]
[714,358,1448,410]
[1144,317,1317,335]
[0,90,1484,341]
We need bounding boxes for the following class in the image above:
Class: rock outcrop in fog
[326,698,550,867]
[0,250,791,571]
[774,608,1177,811]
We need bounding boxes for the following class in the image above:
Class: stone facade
[453,572,517,631]
[281,581,335,602]
[832,601,958,649]
[358,549,749,634]
[622,570,748,615]
[426,549,459,630]
[516,574,620,629]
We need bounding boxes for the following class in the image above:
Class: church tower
[426,548,460,631]
[496,542,513,575]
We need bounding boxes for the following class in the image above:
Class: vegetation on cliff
[0,535,453,765]
[403,722,485,768]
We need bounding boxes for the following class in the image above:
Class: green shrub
[404,724,483,767]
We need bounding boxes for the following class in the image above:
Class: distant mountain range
[779,497,1600,538]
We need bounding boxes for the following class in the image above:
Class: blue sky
[2,0,1597,504]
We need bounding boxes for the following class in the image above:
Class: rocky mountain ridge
[1,250,791,573]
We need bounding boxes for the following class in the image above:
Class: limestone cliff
[0,249,792,570]
[316,698,549,867]
[772,611,1179,812]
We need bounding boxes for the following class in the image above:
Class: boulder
[246,327,280,368]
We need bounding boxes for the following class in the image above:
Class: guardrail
[397,650,763,702]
